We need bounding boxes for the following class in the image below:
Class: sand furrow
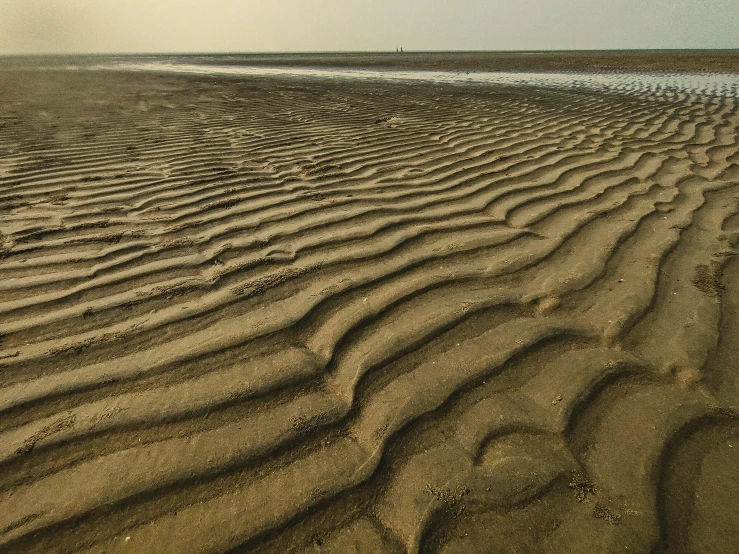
[0,63,737,553]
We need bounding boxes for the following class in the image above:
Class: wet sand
[0,56,738,553]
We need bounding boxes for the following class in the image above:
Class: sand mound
[0,66,738,553]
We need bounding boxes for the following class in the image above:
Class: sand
[0,55,738,553]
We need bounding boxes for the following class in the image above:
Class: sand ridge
[0,65,738,553]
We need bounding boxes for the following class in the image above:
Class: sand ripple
[0,67,738,553]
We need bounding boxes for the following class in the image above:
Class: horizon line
[3,48,739,58]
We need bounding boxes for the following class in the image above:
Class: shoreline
[2,50,739,74]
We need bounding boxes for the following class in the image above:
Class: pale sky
[1,0,738,55]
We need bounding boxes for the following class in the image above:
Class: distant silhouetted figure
[400,47,403,53]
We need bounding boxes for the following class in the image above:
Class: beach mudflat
[0,58,738,553]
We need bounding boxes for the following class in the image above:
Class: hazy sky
[1,0,738,54]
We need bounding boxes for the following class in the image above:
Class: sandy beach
[0,54,738,553]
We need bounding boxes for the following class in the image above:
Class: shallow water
[83,60,739,97]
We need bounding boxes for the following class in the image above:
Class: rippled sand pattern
[1,69,738,553]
